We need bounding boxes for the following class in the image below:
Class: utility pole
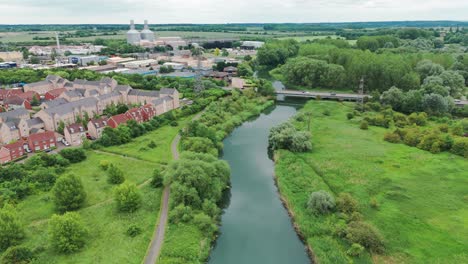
[359,76,365,112]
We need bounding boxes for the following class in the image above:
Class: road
[275,90,369,101]
[144,111,203,264]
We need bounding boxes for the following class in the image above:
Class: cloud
[0,0,466,24]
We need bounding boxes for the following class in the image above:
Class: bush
[59,148,86,163]
[52,174,86,212]
[345,221,385,253]
[193,212,217,234]
[408,112,427,126]
[370,197,379,209]
[417,132,443,152]
[170,121,179,127]
[336,193,359,214]
[126,225,142,237]
[346,113,354,120]
[307,190,335,215]
[150,168,164,188]
[148,141,157,149]
[360,120,368,130]
[346,243,365,257]
[99,160,110,170]
[169,204,193,224]
[48,212,87,253]
[107,164,125,184]
[384,132,401,143]
[269,122,312,153]
[114,182,142,213]
[402,128,422,147]
[438,124,449,133]
[0,205,25,251]
[450,137,468,158]
[0,246,34,264]
[451,123,464,136]
[322,109,331,116]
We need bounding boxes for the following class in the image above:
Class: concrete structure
[241,41,265,49]
[28,131,56,152]
[127,20,142,45]
[141,20,155,42]
[0,141,26,164]
[87,118,108,139]
[64,123,87,146]
[68,55,101,66]
[231,77,246,89]
[0,121,20,144]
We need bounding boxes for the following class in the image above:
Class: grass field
[275,101,468,263]
[11,120,191,263]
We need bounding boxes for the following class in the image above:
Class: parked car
[61,139,70,146]
[330,92,337,96]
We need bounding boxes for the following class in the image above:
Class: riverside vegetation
[271,100,467,263]
[158,90,274,264]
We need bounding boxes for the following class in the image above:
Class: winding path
[144,112,203,264]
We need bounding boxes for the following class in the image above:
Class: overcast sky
[0,0,467,24]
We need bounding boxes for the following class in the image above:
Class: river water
[208,99,310,264]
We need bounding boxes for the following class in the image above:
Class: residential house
[160,88,180,109]
[126,107,145,123]
[87,118,108,139]
[223,66,238,76]
[127,89,161,105]
[231,77,246,89]
[97,92,122,114]
[0,108,29,123]
[40,98,69,110]
[108,113,131,128]
[18,117,44,138]
[27,131,57,152]
[45,88,67,101]
[0,140,26,164]
[141,104,156,121]
[18,91,40,103]
[4,96,31,110]
[0,121,21,144]
[0,89,23,102]
[34,97,98,131]
[64,123,87,146]
[23,75,68,95]
[60,90,83,102]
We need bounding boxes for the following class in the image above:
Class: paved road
[275,90,369,101]
[144,112,203,264]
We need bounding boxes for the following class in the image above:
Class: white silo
[127,20,141,45]
[140,20,155,42]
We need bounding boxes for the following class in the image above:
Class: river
[208,97,310,264]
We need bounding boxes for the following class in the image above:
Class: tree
[415,59,444,80]
[59,148,86,163]
[213,48,220,56]
[48,212,87,253]
[307,190,335,215]
[422,93,450,115]
[269,122,312,152]
[237,63,253,77]
[64,51,72,56]
[107,164,125,184]
[380,86,404,111]
[345,221,385,253]
[52,174,86,212]
[0,204,25,251]
[0,246,34,264]
[150,168,164,188]
[182,137,218,157]
[336,193,359,214]
[114,182,142,213]
[193,212,216,234]
[421,76,449,96]
[29,56,40,64]
[438,70,465,97]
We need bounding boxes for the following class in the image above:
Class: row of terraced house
[0,75,180,164]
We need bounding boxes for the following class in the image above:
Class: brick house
[160,88,180,109]
[45,88,67,101]
[87,118,108,139]
[18,91,40,102]
[40,98,69,110]
[126,107,145,123]
[108,113,131,128]
[0,108,30,123]
[64,123,87,146]
[4,96,32,110]
[18,117,44,138]
[97,92,123,114]
[0,89,23,102]
[0,140,26,164]
[27,131,57,152]
[141,104,156,121]
[0,122,21,144]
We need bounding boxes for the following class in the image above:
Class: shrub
[52,174,86,212]
[107,164,125,184]
[417,132,442,152]
[345,221,385,253]
[438,124,449,133]
[148,141,157,149]
[126,225,142,237]
[150,168,164,188]
[402,128,422,147]
[360,120,368,130]
[170,121,179,127]
[384,132,401,143]
[370,197,379,209]
[346,243,365,257]
[0,246,34,264]
[0,204,25,251]
[193,212,217,234]
[48,212,87,253]
[114,182,142,213]
[450,137,468,158]
[269,122,312,153]
[451,123,464,136]
[99,160,110,171]
[59,148,86,163]
[408,112,427,126]
[346,113,354,120]
[323,109,331,116]
[307,190,335,215]
[336,193,359,214]
[169,204,193,224]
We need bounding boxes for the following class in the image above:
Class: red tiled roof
[18,91,39,101]
[28,131,55,142]
[46,88,67,97]
[2,140,25,150]
[4,95,27,105]
[89,117,108,128]
[110,113,130,125]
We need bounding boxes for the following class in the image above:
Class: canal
[208,99,310,264]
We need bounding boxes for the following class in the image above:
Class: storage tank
[127,20,141,44]
[140,20,155,42]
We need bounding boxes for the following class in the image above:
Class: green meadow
[275,101,468,263]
